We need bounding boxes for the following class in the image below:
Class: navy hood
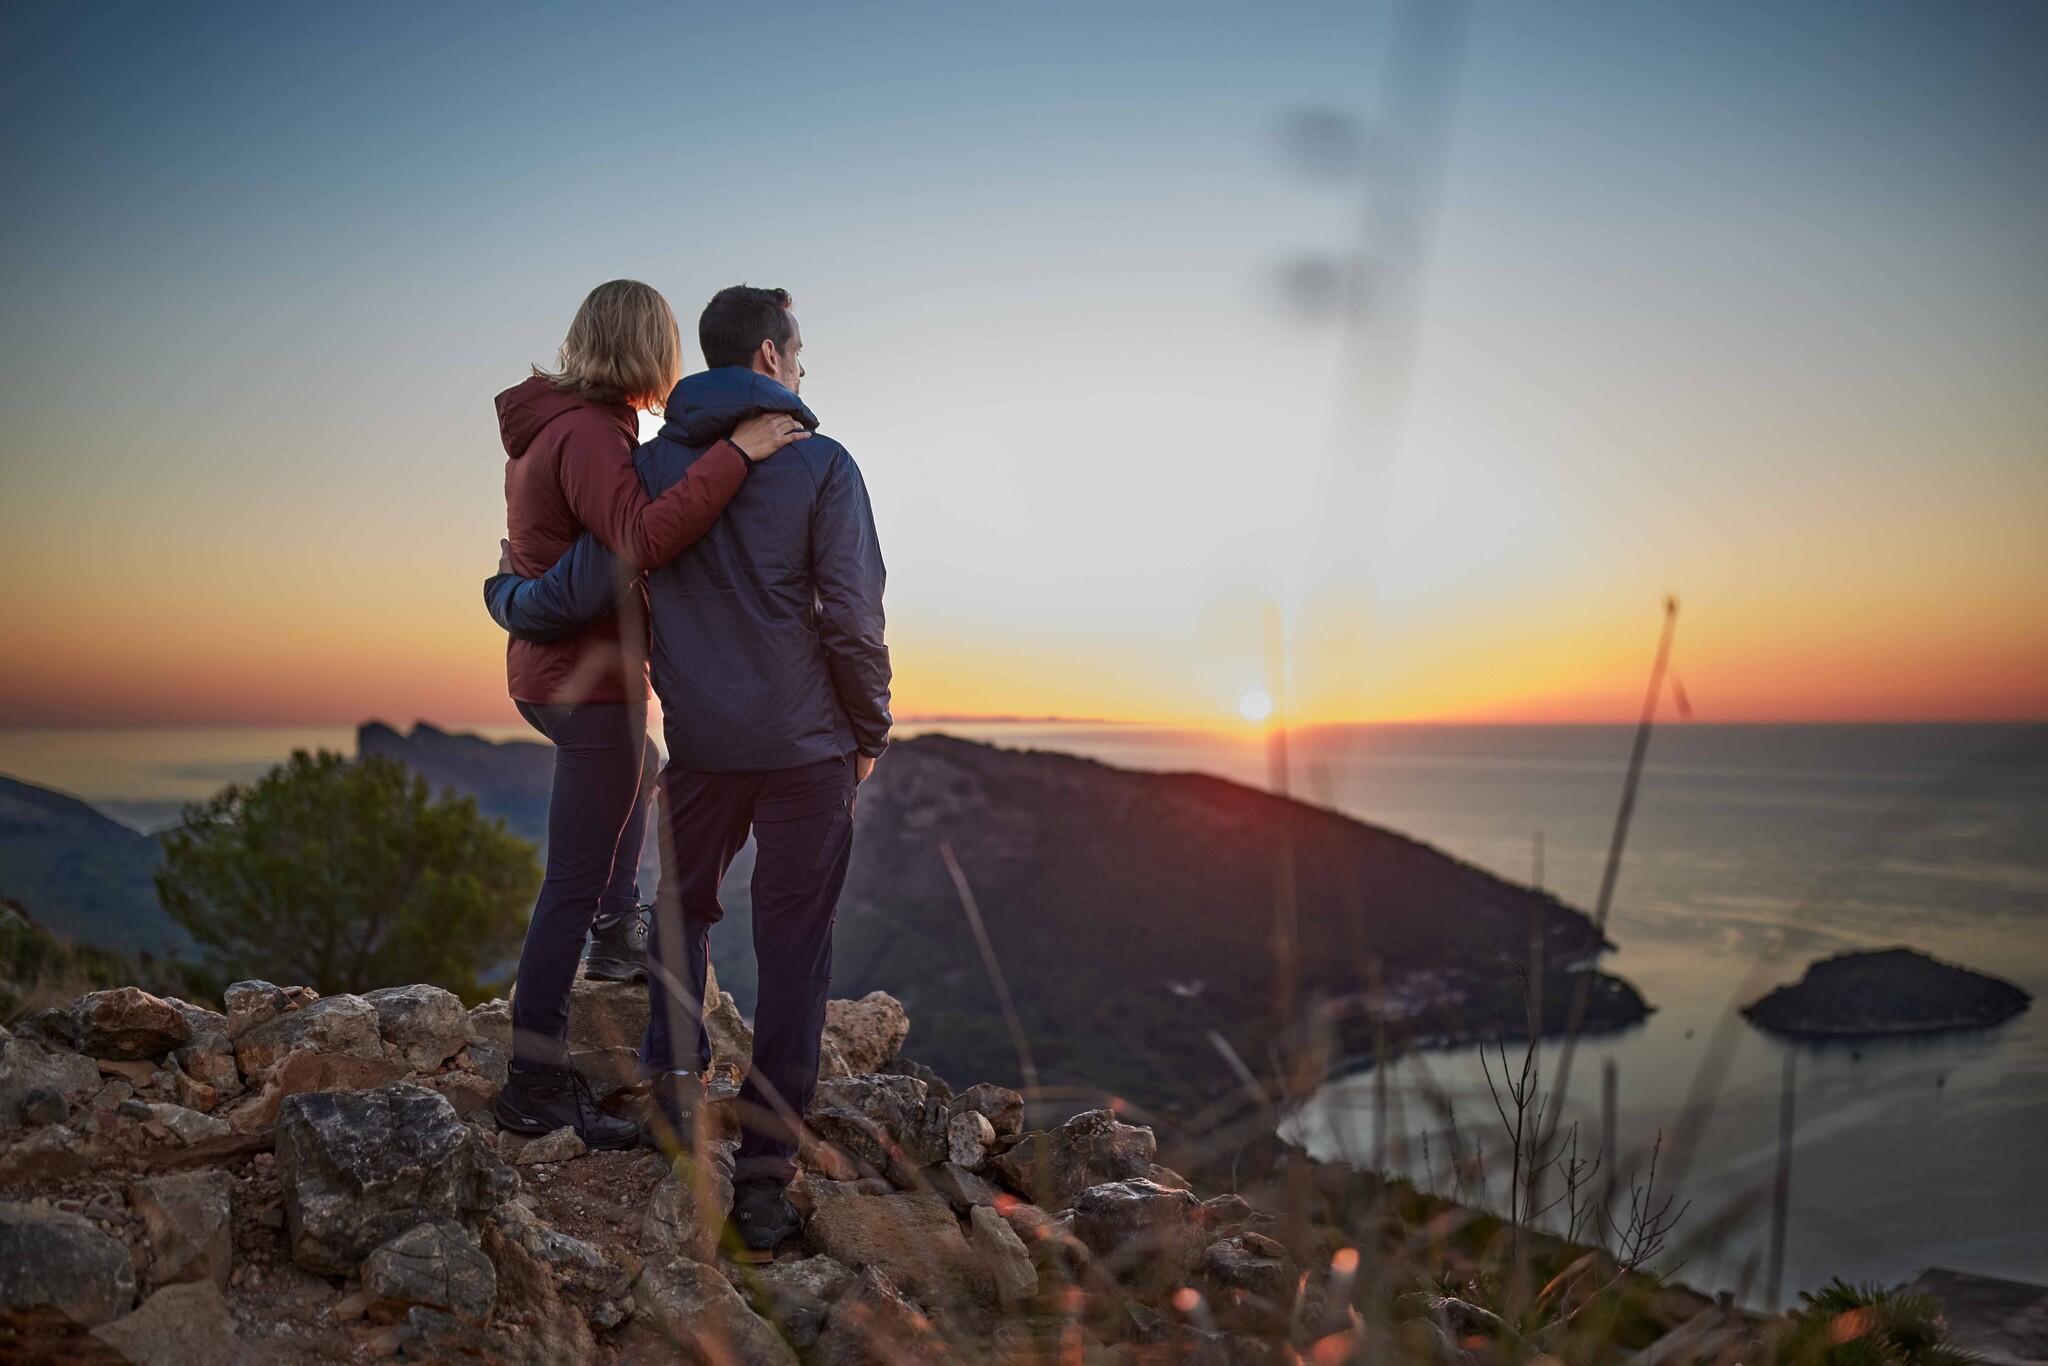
[659,367,819,447]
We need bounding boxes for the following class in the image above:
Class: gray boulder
[811,1266,946,1365]
[234,993,383,1085]
[129,1169,234,1290]
[274,1082,516,1275]
[89,1280,239,1366]
[1069,1178,1205,1296]
[1200,1230,1298,1334]
[947,1107,997,1168]
[638,1256,799,1365]
[950,1083,1025,1138]
[991,1108,1156,1209]
[71,987,190,1061]
[0,1035,100,1129]
[754,1254,852,1348]
[969,1202,1039,1311]
[0,1199,137,1326]
[643,1158,734,1263]
[803,1184,994,1311]
[362,1220,496,1324]
[822,992,909,1074]
[362,984,470,1071]
[806,1073,948,1178]
[220,979,318,1038]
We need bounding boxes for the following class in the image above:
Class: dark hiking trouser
[508,700,658,1071]
[640,754,858,1186]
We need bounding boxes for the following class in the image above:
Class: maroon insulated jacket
[497,376,747,705]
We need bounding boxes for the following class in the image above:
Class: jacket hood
[495,375,634,459]
[658,367,820,448]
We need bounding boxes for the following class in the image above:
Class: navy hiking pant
[508,700,657,1071]
[640,754,858,1185]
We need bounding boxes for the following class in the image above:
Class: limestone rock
[89,1280,238,1366]
[638,1255,799,1365]
[803,1185,994,1311]
[71,988,190,1061]
[490,1202,607,1272]
[564,969,647,1052]
[1068,1179,1204,1296]
[991,1108,1156,1210]
[234,993,383,1085]
[144,1101,233,1146]
[511,1125,585,1165]
[822,992,909,1074]
[466,998,512,1050]
[924,1160,1001,1213]
[362,983,470,1071]
[950,1082,1025,1138]
[129,1169,233,1290]
[947,1107,996,1169]
[969,1202,1039,1311]
[806,1073,948,1179]
[0,1199,137,1327]
[14,1005,77,1051]
[1200,1231,1297,1334]
[274,1082,516,1275]
[362,1219,496,1324]
[811,1265,947,1366]
[221,1049,408,1137]
[754,1254,852,1349]
[221,980,318,1039]
[0,1034,101,1129]
[642,1159,734,1262]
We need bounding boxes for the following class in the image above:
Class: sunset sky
[3,1,2043,730]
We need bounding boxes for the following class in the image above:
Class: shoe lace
[562,1066,614,1130]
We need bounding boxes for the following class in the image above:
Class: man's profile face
[769,311,804,393]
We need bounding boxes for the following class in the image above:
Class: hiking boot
[728,1177,801,1260]
[640,1070,707,1153]
[584,904,650,982]
[495,1064,640,1151]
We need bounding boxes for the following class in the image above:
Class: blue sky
[2,1,2043,725]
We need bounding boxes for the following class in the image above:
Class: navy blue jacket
[486,368,891,771]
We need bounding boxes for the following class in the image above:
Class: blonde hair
[535,279,682,411]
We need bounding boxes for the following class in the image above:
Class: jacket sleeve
[483,532,626,644]
[558,421,750,572]
[811,451,893,757]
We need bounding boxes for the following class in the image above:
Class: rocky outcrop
[989,1106,1156,1209]
[128,1169,233,1290]
[362,1219,497,1323]
[803,1183,996,1311]
[71,988,191,1061]
[0,975,1348,1362]
[90,1280,239,1366]
[273,1082,515,1274]
[1743,946,2033,1037]
[0,1199,136,1326]
[362,983,470,1071]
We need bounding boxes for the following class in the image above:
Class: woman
[492,279,806,1149]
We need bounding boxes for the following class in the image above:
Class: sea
[3,719,2043,1303]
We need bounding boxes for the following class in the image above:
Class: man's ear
[753,338,779,376]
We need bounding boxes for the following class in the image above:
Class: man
[486,285,891,1253]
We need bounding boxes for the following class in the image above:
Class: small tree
[156,750,540,1002]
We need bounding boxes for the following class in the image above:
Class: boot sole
[494,1101,642,1151]
[582,959,647,982]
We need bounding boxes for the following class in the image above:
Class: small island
[1743,946,2032,1038]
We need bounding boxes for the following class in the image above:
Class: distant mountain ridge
[0,773,185,955]
[364,723,1651,1110]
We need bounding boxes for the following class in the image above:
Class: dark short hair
[699,285,794,370]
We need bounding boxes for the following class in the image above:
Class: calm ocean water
[3,720,2043,1299]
